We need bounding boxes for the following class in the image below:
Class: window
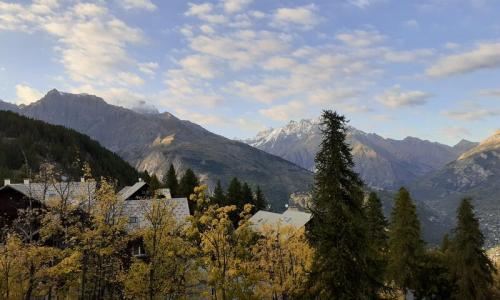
[129,216,138,224]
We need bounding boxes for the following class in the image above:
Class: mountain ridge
[0,90,314,210]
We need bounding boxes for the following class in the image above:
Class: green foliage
[306,110,373,299]
[210,180,227,207]
[178,168,199,199]
[253,186,266,212]
[364,192,389,297]
[387,187,425,296]
[448,198,496,300]
[0,111,137,186]
[164,164,179,197]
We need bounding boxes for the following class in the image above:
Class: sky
[0,0,499,145]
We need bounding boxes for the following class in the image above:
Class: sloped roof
[123,197,190,230]
[249,208,311,231]
[117,181,147,201]
[1,181,97,205]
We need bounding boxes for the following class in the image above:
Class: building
[0,178,96,225]
[249,208,311,232]
[118,180,190,230]
[0,178,190,231]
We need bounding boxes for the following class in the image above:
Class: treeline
[306,110,498,299]
[0,165,309,299]
[0,110,137,186]
[142,164,267,217]
[0,110,498,299]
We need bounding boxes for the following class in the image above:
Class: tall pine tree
[241,182,254,210]
[448,198,496,300]
[306,110,373,299]
[164,164,179,197]
[364,192,389,297]
[210,180,226,207]
[387,187,425,299]
[179,169,199,214]
[226,177,242,207]
[253,186,267,212]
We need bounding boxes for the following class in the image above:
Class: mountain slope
[410,130,500,246]
[245,118,476,189]
[0,90,313,210]
[0,110,138,186]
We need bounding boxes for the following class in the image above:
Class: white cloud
[427,42,500,77]
[179,55,218,79]
[259,101,307,121]
[377,86,432,107]
[404,19,419,28]
[118,72,145,86]
[120,0,157,11]
[189,30,289,69]
[262,56,297,70]
[384,49,434,63]
[200,24,215,34]
[308,88,360,104]
[348,0,384,8]
[478,89,500,98]
[444,107,500,121]
[272,4,319,30]
[336,30,385,48]
[440,126,471,139]
[185,2,227,23]
[15,84,42,105]
[138,62,159,76]
[223,0,253,13]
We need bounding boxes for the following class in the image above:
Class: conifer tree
[448,198,496,300]
[387,187,425,299]
[364,192,389,296]
[179,169,199,214]
[164,164,179,197]
[226,177,242,207]
[178,169,199,199]
[306,110,373,299]
[210,180,226,207]
[253,186,267,212]
[241,182,254,209]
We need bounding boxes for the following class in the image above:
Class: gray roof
[124,197,190,230]
[117,181,147,201]
[1,181,97,205]
[249,208,311,231]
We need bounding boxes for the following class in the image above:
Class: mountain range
[0,90,313,210]
[245,118,477,189]
[245,119,499,245]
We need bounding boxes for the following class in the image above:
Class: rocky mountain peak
[459,130,500,160]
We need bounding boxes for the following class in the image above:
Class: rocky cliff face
[245,118,475,189]
[1,90,313,210]
[410,130,500,246]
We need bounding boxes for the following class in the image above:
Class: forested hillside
[0,110,137,186]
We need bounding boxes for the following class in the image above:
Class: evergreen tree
[226,177,242,207]
[164,164,179,197]
[149,174,161,194]
[210,180,226,207]
[253,186,267,212]
[306,110,373,299]
[241,182,254,209]
[364,192,389,297]
[178,169,199,199]
[387,187,425,299]
[448,198,496,300]
[179,169,199,214]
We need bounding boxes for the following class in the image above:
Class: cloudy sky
[1,0,499,144]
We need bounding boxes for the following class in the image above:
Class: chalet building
[118,180,190,230]
[0,178,190,231]
[249,208,311,232]
[0,178,96,226]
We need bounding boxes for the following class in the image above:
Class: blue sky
[0,0,499,145]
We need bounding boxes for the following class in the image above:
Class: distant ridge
[0,90,313,210]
